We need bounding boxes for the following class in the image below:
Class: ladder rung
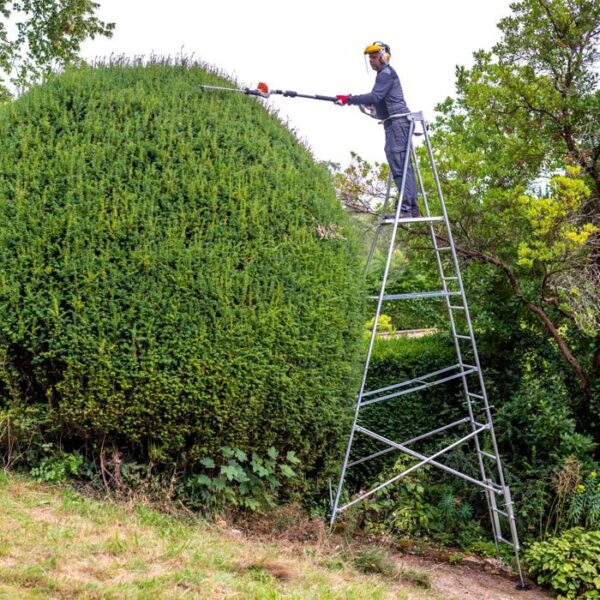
[468,392,484,399]
[369,291,461,301]
[360,366,478,406]
[461,364,478,370]
[497,536,515,548]
[382,215,444,224]
[449,305,465,310]
[442,276,458,281]
[437,246,452,251]
[492,508,509,517]
[480,451,497,460]
[455,335,471,340]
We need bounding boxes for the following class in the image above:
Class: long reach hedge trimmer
[198,81,338,103]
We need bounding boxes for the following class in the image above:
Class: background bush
[524,528,600,599]
[0,59,365,490]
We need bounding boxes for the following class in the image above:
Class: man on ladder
[335,41,421,218]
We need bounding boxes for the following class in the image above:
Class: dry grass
[0,472,441,599]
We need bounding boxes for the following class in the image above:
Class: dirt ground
[396,553,552,600]
[236,506,554,600]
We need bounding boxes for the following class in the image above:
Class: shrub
[524,528,600,599]
[0,59,365,491]
[494,359,596,536]
[29,443,83,484]
[177,446,300,512]
[567,469,600,530]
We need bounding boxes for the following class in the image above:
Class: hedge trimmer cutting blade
[197,83,270,98]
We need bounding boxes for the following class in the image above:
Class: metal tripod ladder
[329,111,526,586]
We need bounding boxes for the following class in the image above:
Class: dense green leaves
[0,61,365,488]
[429,0,600,397]
[525,528,600,599]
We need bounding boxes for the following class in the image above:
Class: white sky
[81,0,513,167]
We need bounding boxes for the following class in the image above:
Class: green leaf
[234,449,248,462]
[221,447,235,458]
[196,474,212,486]
[286,451,300,465]
[280,464,295,478]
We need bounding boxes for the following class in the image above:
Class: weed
[352,546,396,577]
[400,568,431,589]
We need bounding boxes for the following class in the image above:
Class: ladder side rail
[365,173,394,273]
[410,136,469,374]
[415,122,500,544]
[421,124,510,490]
[330,120,417,526]
[410,136,494,499]
[421,123,520,553]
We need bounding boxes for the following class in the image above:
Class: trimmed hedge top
[0,60,365,481]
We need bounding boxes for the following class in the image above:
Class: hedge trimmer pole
[198,82,338,103]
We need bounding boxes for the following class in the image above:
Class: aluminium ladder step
[381,215,444,224]
[479,450,499,460]
[369,290,462,301]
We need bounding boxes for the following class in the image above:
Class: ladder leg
[332,147,413,524]
[417,124,502,544]
[332,112,523,581]
[365,174,393,273]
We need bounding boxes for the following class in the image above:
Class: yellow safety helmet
[364,41,391,63]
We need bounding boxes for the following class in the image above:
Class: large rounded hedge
[0,61,364,482]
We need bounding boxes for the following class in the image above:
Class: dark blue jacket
[347,64,409,120]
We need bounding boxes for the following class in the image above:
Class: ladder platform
[369,290,461,301]
[380,215,444,224]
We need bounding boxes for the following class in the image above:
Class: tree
[0,0,114,99]
[336,0,600,406]
[430,0,599,399]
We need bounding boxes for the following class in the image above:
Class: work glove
[335,95,349,106]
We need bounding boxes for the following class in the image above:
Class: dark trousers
[384,120,418,211]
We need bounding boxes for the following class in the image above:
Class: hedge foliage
[0,60,365,483]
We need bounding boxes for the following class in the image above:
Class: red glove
[335,95,349,105]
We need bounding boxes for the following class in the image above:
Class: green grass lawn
[0,472,439,599]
